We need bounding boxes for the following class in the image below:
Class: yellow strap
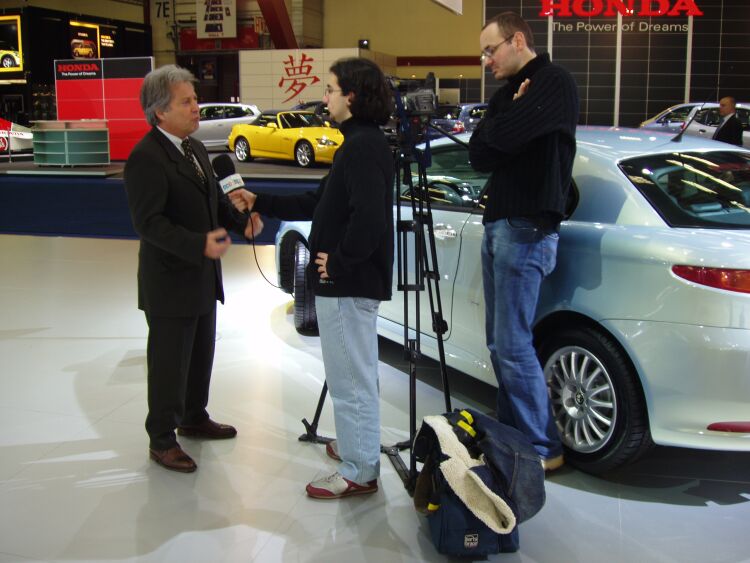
[459,410,474,425]
[457,419,476,437]
[427,503,440,511]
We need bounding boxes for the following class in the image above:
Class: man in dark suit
[713,96,744,146]
[124,65,262,473]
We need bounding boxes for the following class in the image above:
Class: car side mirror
[267,123,278,129]
[323,122,330,128]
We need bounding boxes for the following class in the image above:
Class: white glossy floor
[1,234,749,563]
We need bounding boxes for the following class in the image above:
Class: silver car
[640,102,750,147]
[195,103,261,150]
[274,128,750,474]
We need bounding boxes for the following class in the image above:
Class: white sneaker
[306,472,377,499]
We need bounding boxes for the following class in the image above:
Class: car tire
[234,137,252,162]
[1,55,15,68]
[278,234,300,294]
[538,326,652,475]
[293,242,318,336]
[294,141,314,167]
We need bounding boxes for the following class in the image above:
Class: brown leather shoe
[149,445,197,473]
[177,418,237,440]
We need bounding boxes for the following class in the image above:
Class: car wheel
[234,137,251,162]
[278,234,300,294]
[294,141,314,167]
[1,55,15,68]
[539,326,652,474]
[293,242,318,335]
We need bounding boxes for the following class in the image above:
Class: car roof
[660,101,750,111]
[199,102,256,107]
[262,110,315,116]
[427,125,747,161]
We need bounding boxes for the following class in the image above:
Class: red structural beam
[257,0,298,49]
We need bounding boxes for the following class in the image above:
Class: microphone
[212,154,245,194]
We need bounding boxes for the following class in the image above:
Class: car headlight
[316,137,338,147]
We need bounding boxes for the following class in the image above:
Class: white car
[273,127,750,475]
[640,102,750,147]
[195,103,261,150]
[0,119,32,153]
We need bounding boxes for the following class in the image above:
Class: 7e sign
[539,0,704,17]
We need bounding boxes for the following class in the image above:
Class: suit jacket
[124,127,247,317]
[713,114,744,146]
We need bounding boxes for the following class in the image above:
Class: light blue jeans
[481,218,562,459]
[315,295,381,484]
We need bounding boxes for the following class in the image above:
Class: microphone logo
[219,174,245,194]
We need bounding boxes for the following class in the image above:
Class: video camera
[388,72,438,149]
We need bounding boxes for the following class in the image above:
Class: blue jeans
[315,295,381,484]
[481,218,562,459]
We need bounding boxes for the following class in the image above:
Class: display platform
[0,162,122,177]
[0,172,317,243]
[0,154,328,180]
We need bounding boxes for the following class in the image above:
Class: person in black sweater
[469,12,579,473]
[713,96,744,146]
[230,57,394,499]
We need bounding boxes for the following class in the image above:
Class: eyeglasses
[480,35,514,62]
[324,87,342,95]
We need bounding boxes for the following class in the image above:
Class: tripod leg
[299,381,333,444]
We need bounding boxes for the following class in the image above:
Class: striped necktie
[181,138,206,183]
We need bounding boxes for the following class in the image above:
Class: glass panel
[620,151,750,228]
[661,106,692,123]
[399,145,489,210]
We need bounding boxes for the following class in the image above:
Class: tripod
[380,130,454,491]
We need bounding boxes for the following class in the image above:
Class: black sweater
[253,117,395,300]
[469,53,579,225]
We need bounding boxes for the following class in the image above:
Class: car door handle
[433,225,457,240]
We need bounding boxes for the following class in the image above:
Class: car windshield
[658,106,693,123]
[280,113,325,128]
[434,106,461,120]
[399,144,489,209]
[620,150,750,228]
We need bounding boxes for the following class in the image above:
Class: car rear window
[620,150,750,228]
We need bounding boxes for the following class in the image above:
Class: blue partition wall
[0,175,317,243]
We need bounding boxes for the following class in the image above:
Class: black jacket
[714,114,744,146]
[469,53,579,226]
[124,128,247,316]
[254,118,395,300]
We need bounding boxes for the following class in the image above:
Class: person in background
[713,96,744,146]
[469,12,579,472]
[230,57,394,499]
[124,64,262,473]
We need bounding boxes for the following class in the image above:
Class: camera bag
[413,409,546,557]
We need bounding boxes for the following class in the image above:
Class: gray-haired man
[124,64,261,472]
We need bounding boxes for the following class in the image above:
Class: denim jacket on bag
[420,408,546,533]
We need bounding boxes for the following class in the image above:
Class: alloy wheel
[545,345,617,454]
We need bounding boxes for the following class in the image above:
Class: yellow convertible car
[228,110,344,167]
